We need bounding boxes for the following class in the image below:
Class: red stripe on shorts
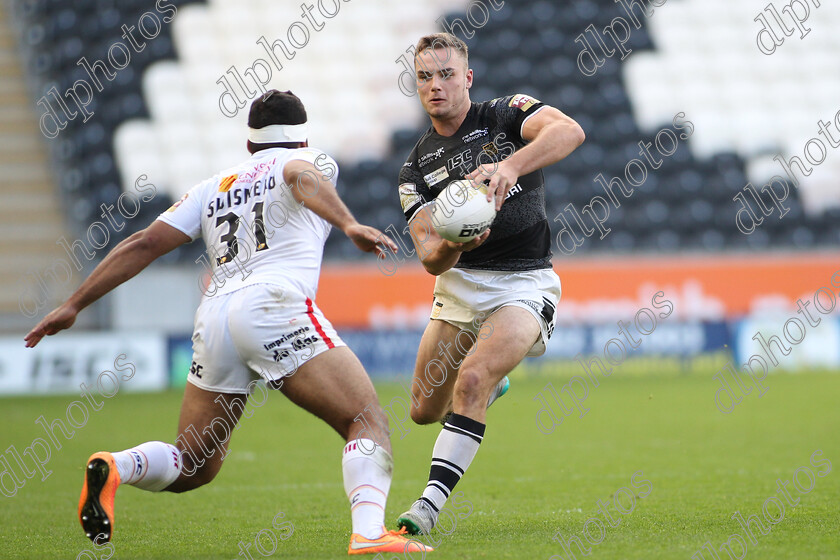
[306,297,335,349]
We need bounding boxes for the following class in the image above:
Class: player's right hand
[344,223,399,257]
[24,303,79,348]
[445,229,490,252]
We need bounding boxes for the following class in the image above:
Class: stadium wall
[4,253,838,395]
[317,252,840,328]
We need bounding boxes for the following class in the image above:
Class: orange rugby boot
[78,452,120,543]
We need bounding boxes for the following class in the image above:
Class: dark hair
[247,90,307,152]
[248,90,307,128]
[415,32,468,67]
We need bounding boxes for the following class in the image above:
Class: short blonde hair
[415,32,468,68]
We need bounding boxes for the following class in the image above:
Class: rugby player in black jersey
[395,33,585,536]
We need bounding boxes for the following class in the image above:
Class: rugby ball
[431,180,497,243]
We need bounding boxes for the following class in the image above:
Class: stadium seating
[8,0,840,265]
[0,3,77,321]
[13,0,201,264]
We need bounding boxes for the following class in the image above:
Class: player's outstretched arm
[24,221,191,348]
[407,205,490,276]
[467,106,585,210]
[283,159,397,257]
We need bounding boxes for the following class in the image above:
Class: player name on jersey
[206,175,278,218]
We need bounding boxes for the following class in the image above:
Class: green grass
[1,366,839,559]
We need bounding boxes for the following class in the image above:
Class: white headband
[248,123,308,144]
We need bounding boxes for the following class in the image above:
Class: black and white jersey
[398,94,552,271]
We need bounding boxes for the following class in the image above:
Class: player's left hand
[344,223,399,257]
[24,303,79,348]
[466,160,519,212]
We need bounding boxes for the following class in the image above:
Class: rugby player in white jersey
[394,34,585,536]
[25,91,430,556]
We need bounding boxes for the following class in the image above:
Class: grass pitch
[1,365,838,559]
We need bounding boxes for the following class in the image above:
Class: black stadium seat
[14,0,833,263]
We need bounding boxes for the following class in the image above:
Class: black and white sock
[420,413,485,512]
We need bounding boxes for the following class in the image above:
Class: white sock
[342,439,392,539]
[112,441,183,492]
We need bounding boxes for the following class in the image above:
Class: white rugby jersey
[157,147,337,299]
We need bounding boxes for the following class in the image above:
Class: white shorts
[188,283,345,394]
[431,268,561,357]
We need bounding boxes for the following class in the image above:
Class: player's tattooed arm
[283,159,397,257]
[24,221,190,347]
[407,205,490,276]
[466,107,585,211]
